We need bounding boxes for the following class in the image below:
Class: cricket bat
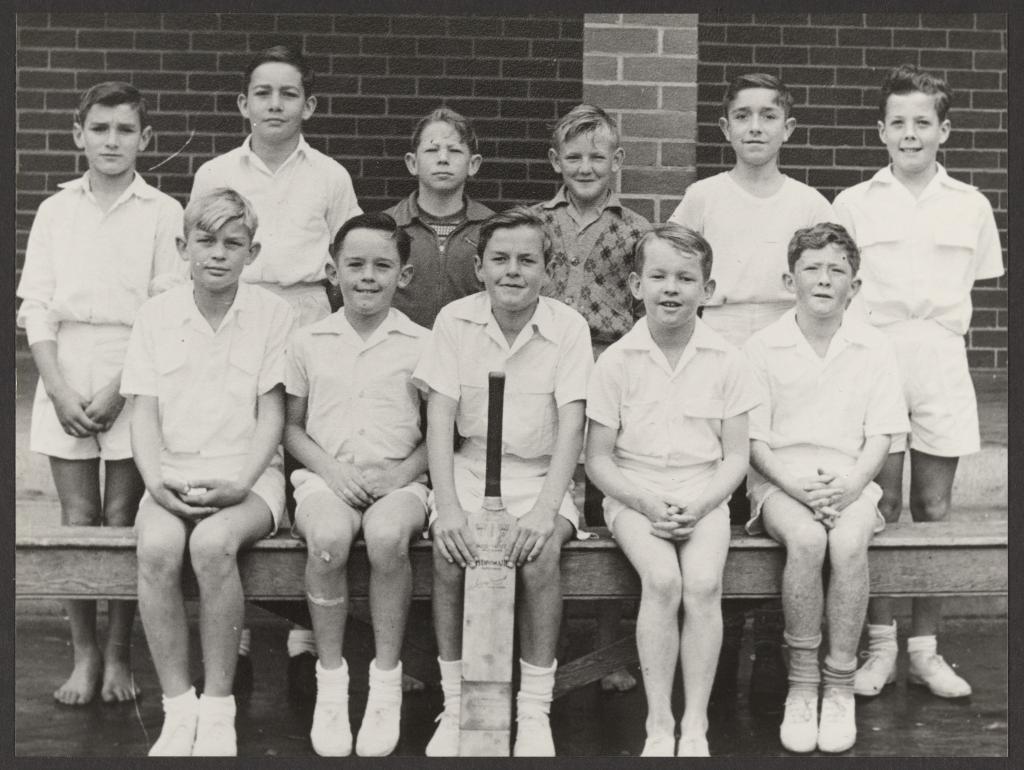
[459,371,517,756]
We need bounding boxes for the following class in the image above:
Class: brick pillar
[583,13,699,223]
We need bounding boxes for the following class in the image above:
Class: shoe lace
[820,688,850,723]
[784,694,815,723]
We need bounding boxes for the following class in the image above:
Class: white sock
[163,686,198,713]
[198,693,236,719]
[287,627,317,657]
[516,658,556,719]
[866,620,897,650]
[237,628,251,657]
[907,634,938,659]
[315,658,349,703]
[438,658,462,715]
[367,659,402,705]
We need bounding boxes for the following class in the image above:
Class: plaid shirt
[533,187,650,345]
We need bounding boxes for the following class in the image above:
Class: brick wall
[697,13,1008,370]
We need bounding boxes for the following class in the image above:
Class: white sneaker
[854,647,897,696]
[355,696,401,757]
[148,708,197,756]
[424,710,460,757]
[513,712,555,757]
[677,735,710,757]
[908,653,972,698]
[640,734,675,756]
[779,690,818,753]
[817,686,856,753]
[310,699,352,756]
[192,711,237,756]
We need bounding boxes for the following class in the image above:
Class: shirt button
[570,257,579,266]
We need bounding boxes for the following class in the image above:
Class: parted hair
[183,187,259,239]
[476,206,553,265]
[243,45,314,96]
[722,72,794,118]
[787,222,861,274]
[331,212,412,265]
[879,64,952,122]
[75,81,150,130]
[550,103,620,151]
[411,106,479,153]
[633,223,714,281]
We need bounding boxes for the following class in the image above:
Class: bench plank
[16,520,1007,600]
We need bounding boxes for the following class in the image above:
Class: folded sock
[287,627,318,657]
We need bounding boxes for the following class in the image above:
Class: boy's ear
[782,271,796,295]
[473,254,484,282]
[627,271,642,300]
[782,116,797,141]
[468,153,483,178]
[547,147,562,174]
[404,151,418,177]
[72,121,86,150]
[718,116,731,142]
[398,262,414,289]
[236,92,249,120]
[138,124,153,152]
[246,241,261,265]
[702,277,716,304]
[938,118,951,145]
[611,145,625,173]
[301,94,317,122]
[324,259,338,286]
[847,275,862,305]
[876,120,887,144]
[175,235,189,259]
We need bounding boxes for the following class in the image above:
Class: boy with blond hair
[16,80,186,706]
[745,223,908,753]
[413,207,593,756]
[124,188,295,755]
[284,213,429,757]
[834,64,1004,700]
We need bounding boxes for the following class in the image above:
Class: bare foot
[54,649,102,705]
[401,673,426,693]
[101,658,141,703]
[601,668,638,693]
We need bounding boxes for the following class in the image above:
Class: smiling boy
[283,213,429,757]
[743,223,908,754]
[412,207,593,756]
[834,64,1004,700]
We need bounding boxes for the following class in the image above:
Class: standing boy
[668,73,835,704]
[834,64,1003,699]
[586,224,758,757]
[190,44,362,694]
[385,106,493,328]
[16,81,186,706]
[125,188,295,756]
[745,223,909,753]
[284,213,429,757]
[533,102,650,692]
[413,207,593,756]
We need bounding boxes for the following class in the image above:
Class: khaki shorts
[746,478,885,536]
[30,323,133,461]
[602,463,727,531]
[291,467,430,532]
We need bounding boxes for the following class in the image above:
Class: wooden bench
[16,518,1007,698]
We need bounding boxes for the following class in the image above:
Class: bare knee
[909,491,951,522]
[519,538,563,592]
[827,528,870,571]
[785,523,828,566]
[682,569,721,612]
[188,525,240,578]
[63,499,102,527]
[137,531,185,581]
[432,544,465,589]
[641,564,683,608]
[304,519,354,574]
[364,521,410,572]
[877,493,902,522]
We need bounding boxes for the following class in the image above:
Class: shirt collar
[761,308,875,349]
[618,316,730,353]
[452,292,559,344]
[59,171,159,201]
[870,162,971,194]
[312,307,426,341]
[240,134,310,169]
[165,281,254,330]
[539,185,623,214]
[392,191,493,227]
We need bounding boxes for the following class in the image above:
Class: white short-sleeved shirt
[16,172,187,344]
[286,308,428,473]
[190,135,362,287]
[743,309,910,477]
[668,172,835,307]
[587,317,760,485]
[121,282,295,456]
[833,164,1004,336]
[412,293,593,479]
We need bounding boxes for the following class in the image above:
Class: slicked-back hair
[243,45,314,96]
[879,63,952,122]
[75,81,150,130]
[411,106,479,153]
[722,72,794,119]
[550,103,620,152]
[633,223,713,281]
[184,187,259,240]
[476,206,552,265]
[331,212,412,265]
[787,222,861,275]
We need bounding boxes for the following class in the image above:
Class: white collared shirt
[287,308,428,470]
[121,282,296,457]
[190,135,362,286]
[743,309,909,469]
[16,172,187,344]
[669,172,835,307]
[587,317,760,475]
[412,293,593,472]
[833,164,1004,336]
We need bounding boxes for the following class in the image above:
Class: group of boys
[17,40,1001,759]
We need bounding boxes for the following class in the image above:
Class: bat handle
[485,371,505,499]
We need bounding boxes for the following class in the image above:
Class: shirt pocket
[678,396,726,459]
[856,221,908,289]
[154,332,189,399]
[227,340,262,402]
[503,364,558,458]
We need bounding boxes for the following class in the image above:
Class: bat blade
[460,371,516,756]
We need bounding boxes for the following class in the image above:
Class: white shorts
[142,450,287,535]
[291,467,429,522]
[701,301,792,348]
[602,463,727,531]
[885,320,978,457]
[30,323,133,461]
[427,458,580,532]
[253,281,331,329]
[746,478,885,536]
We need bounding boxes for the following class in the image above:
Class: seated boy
[586,223,757,757]
[744,223,909,753]
[284,213,429,757]
[412,207,593,756]
[16,80,185,705]
[190,44,362,694]
[385,106,493,328]
[534,102,651,693]
[122,188,295,756]
[835,64,1003,700]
